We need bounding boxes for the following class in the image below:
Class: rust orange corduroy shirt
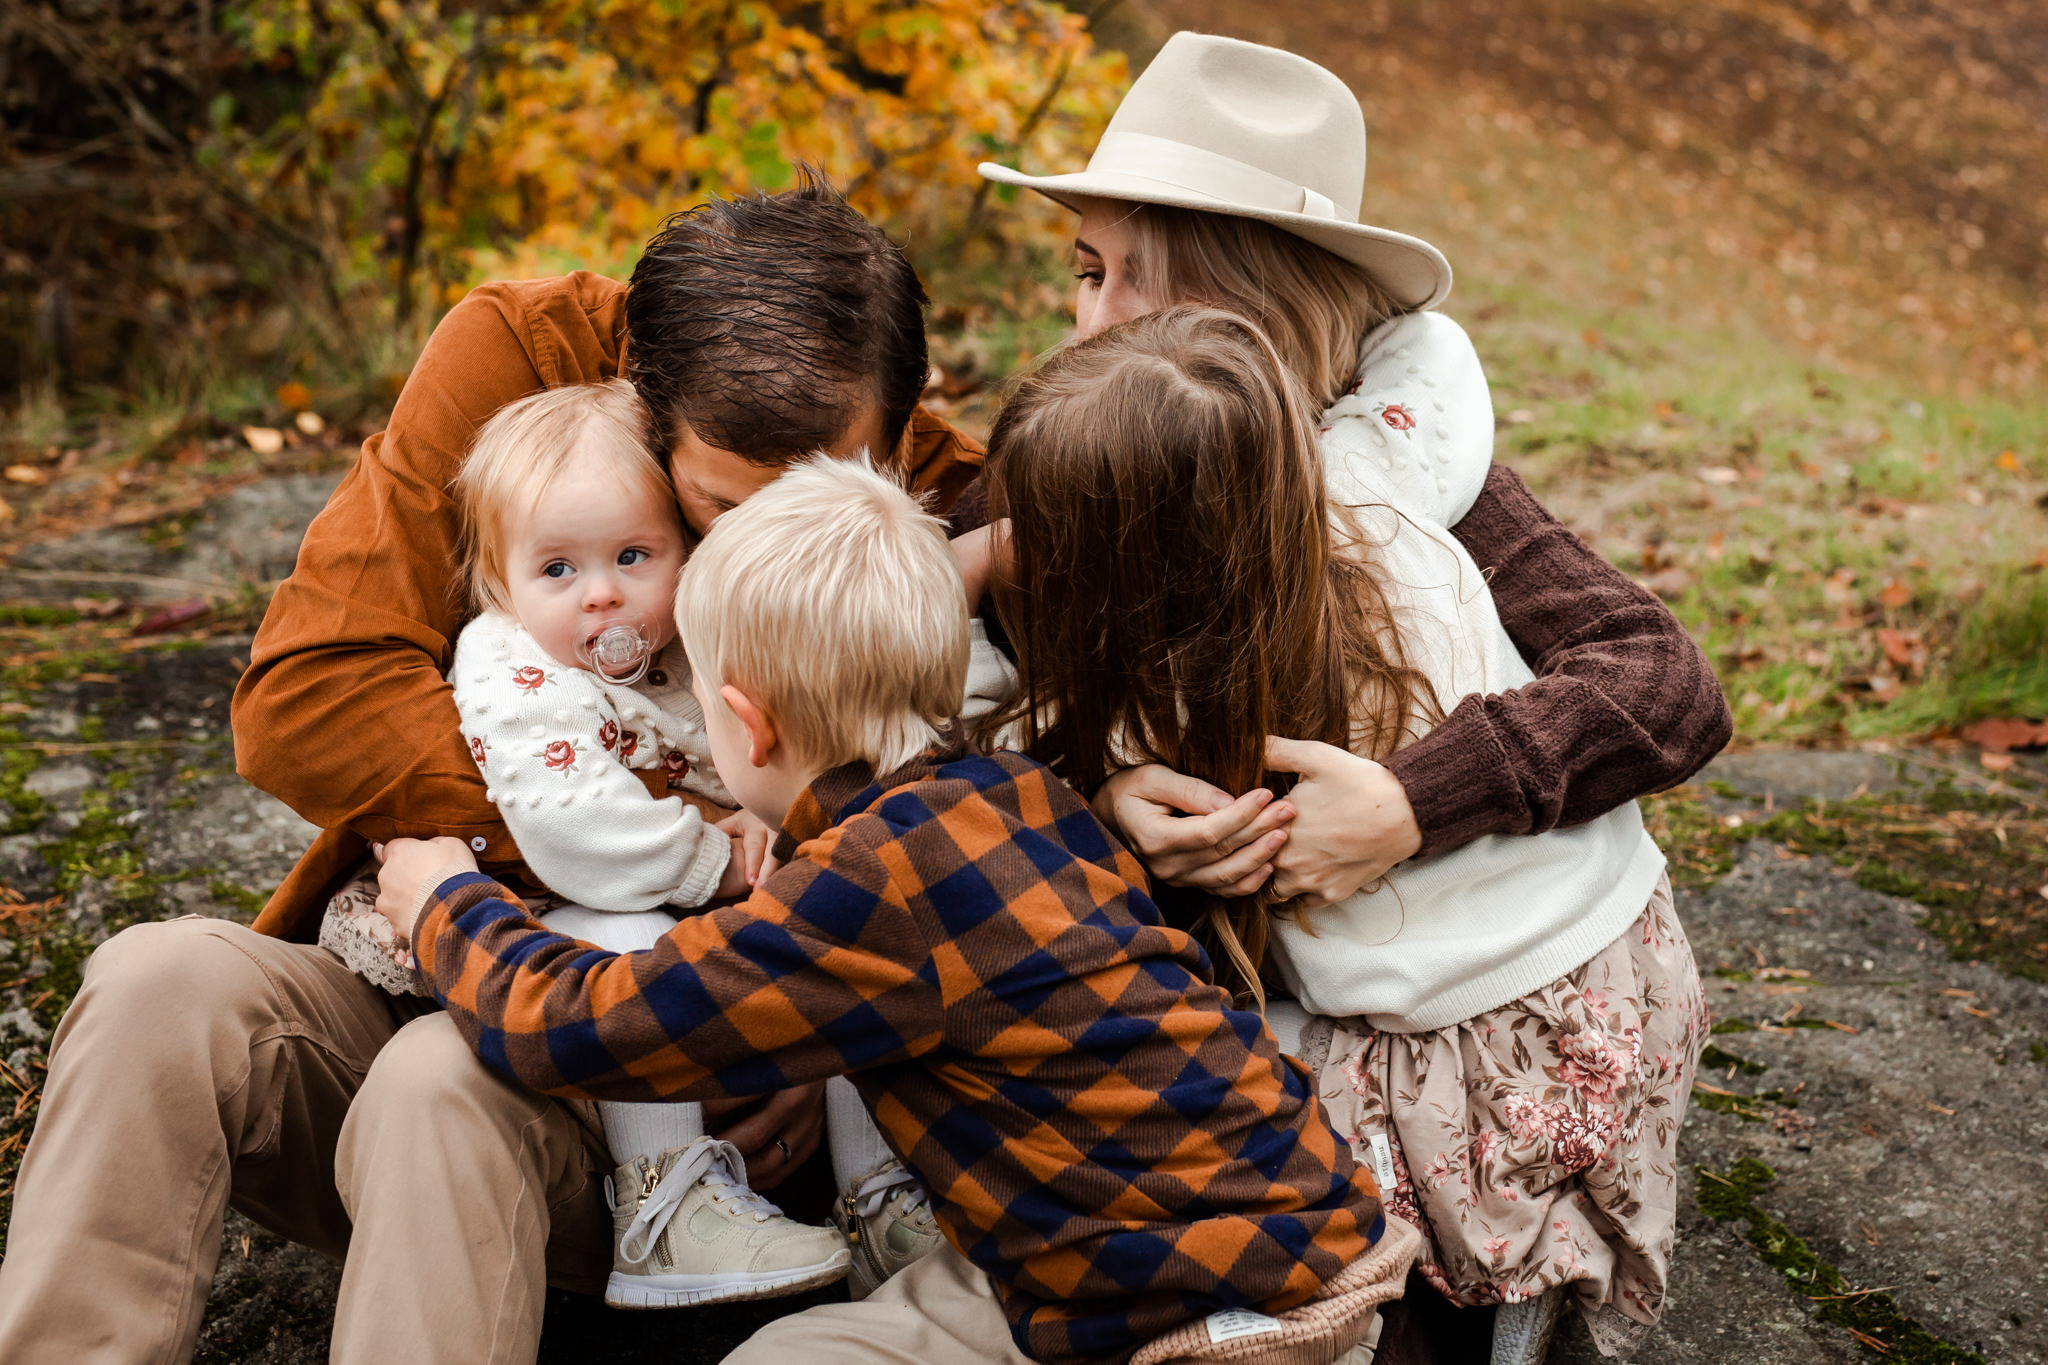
[231,272,984,940]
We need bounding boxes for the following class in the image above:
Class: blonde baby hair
[675,454,969,775]
[454,378,676,614]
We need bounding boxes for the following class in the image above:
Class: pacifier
[576,622,653,686]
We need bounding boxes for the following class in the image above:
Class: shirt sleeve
[1321,311,1493,527]
[229,285,575,863]
[1384,463,1734,856]
[410,822,945,1103]
[454,621,730,912]
[961,619,1019,724]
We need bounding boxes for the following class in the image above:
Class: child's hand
[372,836,479,942]
[950,520,1013,607]
[715,809,781,894]
[1261,737,1422,910]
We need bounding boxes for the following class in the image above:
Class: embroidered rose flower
[1550,1111,1611,1174]
[469,736,488,768]
[598,720,619,752]
[663,749,691,788]
[1482,1235,1512,1266]
[541,740,579,773]
[1380,403,1417,431]
[1557,1030,1627,1106]
[619,729,639,759]
[1504,1094,1552,1141]
[1581,988,1610,1021]
[1425,1150,1454,1190]
[512,665,547,691]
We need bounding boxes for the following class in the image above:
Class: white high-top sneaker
[832,1159,943,1300]
[604,1137,850,1309]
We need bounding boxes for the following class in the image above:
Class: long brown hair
[985,307,1441,1005]
[1113,202,1404,411]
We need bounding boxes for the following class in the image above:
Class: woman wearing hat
[971,32,1727,1364]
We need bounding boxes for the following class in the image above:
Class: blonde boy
[376,456,1413,1364]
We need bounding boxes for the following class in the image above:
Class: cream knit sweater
[1266,311,1668,1032]
[452,610,1021,917]
[452,611,735,913]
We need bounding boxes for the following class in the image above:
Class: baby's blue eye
[618,548,650,567]
[542,561,572,579]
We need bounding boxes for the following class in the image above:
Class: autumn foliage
[2,0,1124,389]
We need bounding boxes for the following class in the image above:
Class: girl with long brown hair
[976,305,1708,1361]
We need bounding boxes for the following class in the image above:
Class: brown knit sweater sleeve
[1383,463,1733,858]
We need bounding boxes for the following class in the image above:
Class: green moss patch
[1644,783,2048,981]
[1696,1159,1983,1363]
[1700,1043,1768,1075]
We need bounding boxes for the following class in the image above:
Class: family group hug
[0,32,1733,1365]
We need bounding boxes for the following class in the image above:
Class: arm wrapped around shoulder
[1386,463,1733,857]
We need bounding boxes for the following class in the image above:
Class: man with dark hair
[0,178,979,1364]
[626,172,934,513]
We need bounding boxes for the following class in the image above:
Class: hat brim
[978,163,1453,312]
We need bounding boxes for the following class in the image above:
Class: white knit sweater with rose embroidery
[451,608,1022,916]
[451,610,736,913]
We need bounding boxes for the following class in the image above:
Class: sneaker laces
[619,1138,783,1263]
[853,1162,933,1224]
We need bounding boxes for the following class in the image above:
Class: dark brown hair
[625,170,929,466]
[985,306,1440,1004]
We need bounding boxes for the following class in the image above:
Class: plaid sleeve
[410,821,946,1102]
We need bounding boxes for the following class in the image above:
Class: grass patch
[1697,1159,1983,1363]
[1643,784,2048,980]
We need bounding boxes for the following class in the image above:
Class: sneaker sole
[603,1248,853,1309]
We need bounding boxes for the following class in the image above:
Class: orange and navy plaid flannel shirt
[413,739,1386,1364]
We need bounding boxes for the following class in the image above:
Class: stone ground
[1,474,2042,1363]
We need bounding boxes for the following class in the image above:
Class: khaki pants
[722,1244,1031,1365]
[0,916,612,1365]
[722,1246,1388,1365]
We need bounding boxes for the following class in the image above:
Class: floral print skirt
[1312,875,1707,1358]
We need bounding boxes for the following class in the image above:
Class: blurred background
[5,0,2042,744]
[0,3,2044,1361]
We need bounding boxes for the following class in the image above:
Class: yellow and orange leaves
[215,0,1124,313]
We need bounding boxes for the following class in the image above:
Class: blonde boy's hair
[676,454,969,775]
[455,379,675,614]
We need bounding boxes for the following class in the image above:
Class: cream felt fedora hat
[979,31,1453,310]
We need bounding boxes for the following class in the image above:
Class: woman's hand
[372,836,478,942]
[701,1083,827,1189]
[715,810,780,896]
[1093,764,1296,898]
[1261,737,1422,910]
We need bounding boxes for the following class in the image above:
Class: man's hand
[714,810,780,897]
[373,836,479,943]
[1093,763,1295,898]
[1261,737,1422,911]
[701,1083,827,1189]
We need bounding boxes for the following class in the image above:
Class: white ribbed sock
[826,1075,894,1194]
[599,1100,704,1169]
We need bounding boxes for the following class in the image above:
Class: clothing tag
[1368,1132,1398,1194]
[1206,1309,1285,1344]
